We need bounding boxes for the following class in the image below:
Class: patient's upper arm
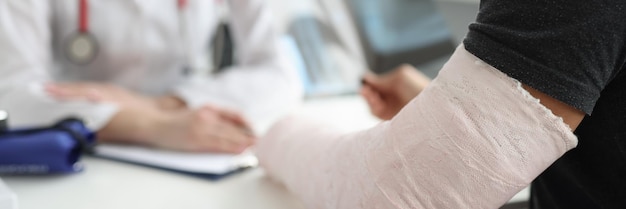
[522,85,585,131]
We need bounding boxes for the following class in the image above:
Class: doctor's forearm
[96,104,255,153]
[96,107,166,144]
[154,95,187,110]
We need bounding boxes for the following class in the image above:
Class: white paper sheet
[94,144,258,175]
[0,178,18,209]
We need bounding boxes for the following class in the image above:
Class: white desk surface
[3,158,303,209]
[1,95,528,209]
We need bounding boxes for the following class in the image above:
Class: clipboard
[93,144,258,180]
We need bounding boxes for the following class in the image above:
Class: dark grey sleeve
[463,0,626,114]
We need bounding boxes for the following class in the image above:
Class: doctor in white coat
[0,0,302,153]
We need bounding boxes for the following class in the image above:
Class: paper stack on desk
[94,144,258,180]
[0,178,18,209]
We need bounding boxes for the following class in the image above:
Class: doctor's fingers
[197,105,254,136]
[211,138,252,154]
[200,123,255,153]
[217,121,256,145]
[47,82,129,94]
[218,110,254,135]
[45,82,132,100]
[46,83,103,102]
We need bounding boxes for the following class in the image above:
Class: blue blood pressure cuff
[0,118,96,174]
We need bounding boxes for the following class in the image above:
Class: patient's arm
[256,45,581,208]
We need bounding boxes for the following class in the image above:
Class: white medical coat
[0,0,302,132]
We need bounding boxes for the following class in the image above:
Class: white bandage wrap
[256,45,578,208]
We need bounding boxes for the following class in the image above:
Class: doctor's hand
[46,83,254,153]
[47,83,189,111]
[155,105,256,153]
[361,64,431,120]
[45,83,153,108]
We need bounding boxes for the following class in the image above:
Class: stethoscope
[65,0,191,65]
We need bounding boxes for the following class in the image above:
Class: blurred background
[261,0,479,98]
